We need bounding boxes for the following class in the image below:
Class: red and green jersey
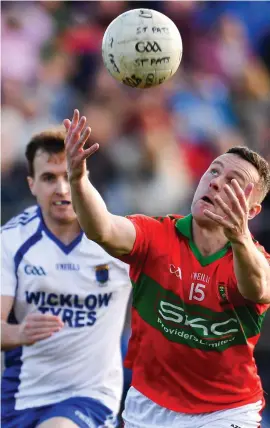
[120,214,270,414]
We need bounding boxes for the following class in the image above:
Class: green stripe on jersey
[233,305,267,339]
[132,274,266,352]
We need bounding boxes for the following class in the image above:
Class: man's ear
[27,176,36,197]
[248,203,261,220]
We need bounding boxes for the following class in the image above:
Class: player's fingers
[203,209,234,229]
[27,321,64,330]
[214,195,239,224]
[81,143,100,160]
[224,184,245,216]
[69,117,88,151]
[63,119,71,132]
[70,109,80,130]
[25,312,64,326]
[68,116,87,148]
[64,110,80,142]
[73,115,87,138]
[244,182,254,202]
[28,332,57,343]
[75,125,92,151]
[230,179,248,211]
[203,209,222,223]
[29,326,62,335]
[27,313,64,323]
[65,109,80,143]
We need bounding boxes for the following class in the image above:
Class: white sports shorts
[122,386,262,428]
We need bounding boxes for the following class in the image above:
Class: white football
[102,8,183,88]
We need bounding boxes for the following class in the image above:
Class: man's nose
[209,177,223,192]
[55,179,69,195]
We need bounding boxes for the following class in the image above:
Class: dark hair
[226,146,270,201]
[25,129,66,176]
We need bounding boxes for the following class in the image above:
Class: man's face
[27,150,77,225]
[191,153,261,226]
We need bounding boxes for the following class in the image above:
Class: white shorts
[122,386,263,428]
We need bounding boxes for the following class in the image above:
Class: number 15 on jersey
[189,283,206,301]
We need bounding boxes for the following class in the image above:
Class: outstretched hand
[63,109,99,182]
[203,179,254,243]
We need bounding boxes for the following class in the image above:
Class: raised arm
[231,236,270,303]
[63,109,136,257]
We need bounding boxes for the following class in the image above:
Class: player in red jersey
[64,110,270,428]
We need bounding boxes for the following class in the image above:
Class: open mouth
[201,196,214,206]
[53,201,71,206]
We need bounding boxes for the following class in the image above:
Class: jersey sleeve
[1,233,17,297]
[118,215,166,281]
[228,241,270,314]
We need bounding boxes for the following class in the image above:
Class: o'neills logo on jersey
[157,300,241,351]
[56,263,80,271]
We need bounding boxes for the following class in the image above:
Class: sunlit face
[191,153,261,226]
[27,150,77,225]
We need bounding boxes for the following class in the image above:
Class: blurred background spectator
[1,1,270,426]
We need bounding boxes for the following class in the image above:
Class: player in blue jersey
[1,128,131,428]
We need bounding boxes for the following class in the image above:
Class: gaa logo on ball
[102,8,183,89]
[135,41,162,53]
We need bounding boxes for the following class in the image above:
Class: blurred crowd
[1,1,270,425]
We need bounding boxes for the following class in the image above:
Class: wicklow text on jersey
[25,291,112,327]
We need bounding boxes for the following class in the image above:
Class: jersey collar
[175,214,231,266]
[37,207,83,255]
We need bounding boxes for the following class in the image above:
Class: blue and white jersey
[1,206,131,414]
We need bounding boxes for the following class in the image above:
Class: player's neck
[192,220,228,257]
[44,216,81,245]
